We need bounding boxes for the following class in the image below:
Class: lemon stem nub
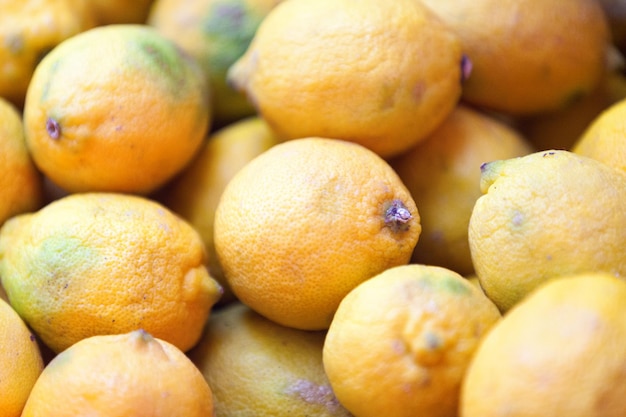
[385,199,412,232]
[461,54,472,83]
[46,117,61,140]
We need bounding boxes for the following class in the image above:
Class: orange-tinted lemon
[214,137,420,330]
[323,264,501,417]
[86,0,156,24]
[228,0,465,158]
[158,116,279,304]
[0,0,97,108]
[23,24,211,194]
[21,330,215,416]
[422,0,611,115]
[0,97,43,226]
[0,298,44,417]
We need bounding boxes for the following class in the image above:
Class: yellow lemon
[468,150,626,312]
[461,272,626,417]
[189,302,351,416]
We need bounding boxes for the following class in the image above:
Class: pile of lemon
[1,0,626,416]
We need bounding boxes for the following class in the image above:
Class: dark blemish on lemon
[30,334,36,342]
[46,117,61,139]
[384,199,412,232]
[542,151,556,157]
[461,54,472,83]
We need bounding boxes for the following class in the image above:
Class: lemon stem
[385,199,412,232]
[46,117,61,140]
[461,54,472,83]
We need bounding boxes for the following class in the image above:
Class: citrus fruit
[389,105,533,276]
[0,298,44,417]
[85,0,156,24]
[228,0,465,158]
[148,0,284,127]
[21,330,215,417]
[461,272,626,417]
[422,0,611,115]
[517,73,617,151]
[323,264,501,417]
[0,97,43,226]
[468,150,626,312]
[214,137,421,330]
[572,95,626,174]
[23,24,211,194]
[189,302,352,416]
[0,192,222,353]
[158,116,279,305]
[0,0,97,109]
